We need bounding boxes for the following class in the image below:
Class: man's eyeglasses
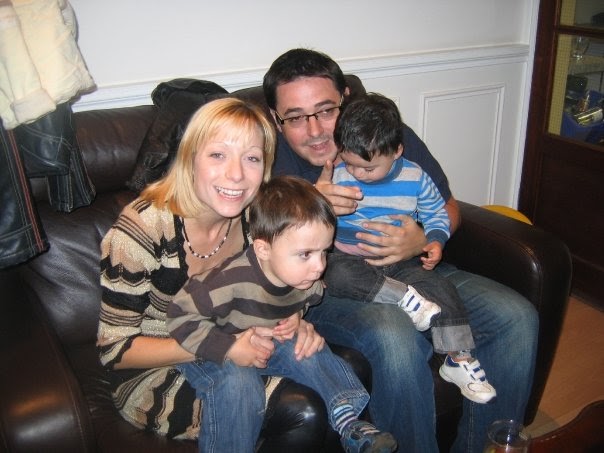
[274,96,343,128]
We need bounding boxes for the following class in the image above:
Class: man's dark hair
[263,48,347,110]
[249,175,336,244]
[334,93,405,161]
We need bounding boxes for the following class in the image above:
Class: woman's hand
[272,312,301,342]
[227,328,275,368]
[293,319,325,361]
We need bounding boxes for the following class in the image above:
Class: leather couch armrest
[442,201,573,422]
[443,202,572,309]
[0,270,95,453]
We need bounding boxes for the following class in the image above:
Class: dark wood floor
[526,295,604,437]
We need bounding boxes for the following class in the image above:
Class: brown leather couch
[0,79,573,452]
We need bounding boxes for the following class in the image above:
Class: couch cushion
[21,191,136,345]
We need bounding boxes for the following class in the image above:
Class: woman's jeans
[178,338,369,453]
[325,249,475,353]
[306,263,538,453]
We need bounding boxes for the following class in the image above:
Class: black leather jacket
[126,78,227,192]
[0,103,95,268]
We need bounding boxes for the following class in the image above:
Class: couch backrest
[76,105,157,193]
[28,105,156,201]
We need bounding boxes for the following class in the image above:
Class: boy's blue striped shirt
[333,158,450,247]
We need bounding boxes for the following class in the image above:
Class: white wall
[69,0,539,207]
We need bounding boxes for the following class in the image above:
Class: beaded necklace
[181,217,232,259]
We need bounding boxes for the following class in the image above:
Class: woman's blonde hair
[140,97,276,217]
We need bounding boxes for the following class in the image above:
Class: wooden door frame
[520,0,604,303]
[520,0,604,218]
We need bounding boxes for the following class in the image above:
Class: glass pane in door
[559,0,604,29]
[549,33,604,144]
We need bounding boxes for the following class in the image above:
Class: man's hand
[420,241,443,270]
[314,160,363,216]
[357,215,428,266]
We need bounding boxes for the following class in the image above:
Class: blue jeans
[179,338,369,453]
[325,249,475,353]
[305,263,538,453]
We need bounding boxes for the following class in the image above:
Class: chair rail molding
[73,44,529,112]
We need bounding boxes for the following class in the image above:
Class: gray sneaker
[340,420,398,453]
[397,285,441,331]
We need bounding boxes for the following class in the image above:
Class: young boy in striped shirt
[167,176,396,453]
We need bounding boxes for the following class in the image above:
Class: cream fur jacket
[0,0,95,130]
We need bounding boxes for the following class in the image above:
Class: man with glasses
[262,48,538,453]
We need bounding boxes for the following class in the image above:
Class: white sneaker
[397,285,441,331]
[439,355,497,404]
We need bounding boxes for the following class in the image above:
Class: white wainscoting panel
[419,85,504,206]
[357,50,527,207]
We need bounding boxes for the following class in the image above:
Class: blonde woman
[97,98,324,447]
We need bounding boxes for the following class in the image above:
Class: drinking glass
[483,419,530,453]
[571,36,590,60]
